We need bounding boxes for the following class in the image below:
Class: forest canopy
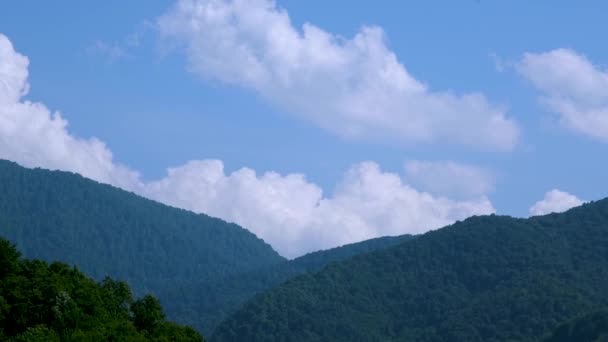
[0,237,204,341]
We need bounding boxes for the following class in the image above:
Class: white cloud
[404,160,495,198]
[0,34,141,190]
[518,49,608,141]
[0,32,495,257]
[143,160,495,257]
[529,189,584,216]
[157,0,519,150]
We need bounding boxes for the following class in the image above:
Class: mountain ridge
[0,159,284,334]
[0,159,417,334]
[213,199,608,341]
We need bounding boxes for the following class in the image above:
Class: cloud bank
[143,160,495,257]
[158,0,519,150]
[529,189,584,216]
[518,49,608,142]
[0,33,496,257]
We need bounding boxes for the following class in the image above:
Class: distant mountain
[0,160,284,333]
[213,200,608,341]
[162,234,415,333]
[545,309,608,342]
[0,237,203,341]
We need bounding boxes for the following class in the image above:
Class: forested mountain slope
[0,160,414,334]
[213,199,608,341]
[0,237,203,341]
[544,309,608,342]
[0,160,284,333]
[163,234,415,333]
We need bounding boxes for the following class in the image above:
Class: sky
[0,0,606,258]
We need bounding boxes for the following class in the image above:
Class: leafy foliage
[0,160,284,333]
[213,200,608,341]
[0,237,204,341]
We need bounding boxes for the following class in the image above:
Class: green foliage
[132,295,165,333]
[545,309,608,342]
[0,237,204,341]
[8,325,60,342]
[0,159,284,334]
[213,200,608,341]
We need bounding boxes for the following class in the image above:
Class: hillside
[544,309,608,342]
[213,199,608,341]
[0,237,203,341]
[0,160,284,333]
[162,234,415,332]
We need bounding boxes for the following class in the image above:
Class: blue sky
[1,0,607,257]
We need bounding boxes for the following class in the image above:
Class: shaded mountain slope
[0,160,414,334]
[213,200,608,341]
[0,160,284,333]
[544,309,608,342]
[162,234,415,332]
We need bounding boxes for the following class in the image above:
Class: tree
[131,295,165,333]
[0,239,19,279]
[101,277,133,319]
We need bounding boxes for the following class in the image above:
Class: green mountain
[0,237,203,341]
[0,160,284,334]
[213,199,608,341]
[545,309,608,342]
[162,234,415,333]
[0,160,413,334]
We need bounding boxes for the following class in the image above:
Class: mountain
[545,309,608,342]
[161,234,415,333]
[213,199,608,341]
[0,237,203,341]
[0,160,284,333]
[0,159,413,335]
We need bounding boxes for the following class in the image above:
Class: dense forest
[4,159,608,340]
[0,237,203,341]
[0,160,414,334]
[162,234,415,331]
[0,160,284,333]
[544,309,608,342]
[213,199,608,341]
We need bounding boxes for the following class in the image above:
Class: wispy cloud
[518,49,608,142]
[88,40,130,61]
[405,160,495,199]
[87,30,145,62]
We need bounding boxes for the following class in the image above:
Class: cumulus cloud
[143,160,495,257]
[157,0,519,150]
[529,189,584,216]
[0,32,495,257]
[404,160,495,198]
[0,34,141,190]
[518,49,608,141]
